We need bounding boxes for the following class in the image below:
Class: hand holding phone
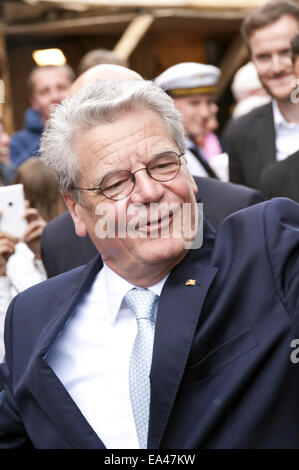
[0,184,28,239]
[0,231,18,276]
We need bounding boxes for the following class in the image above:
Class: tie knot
[125,288,158,322]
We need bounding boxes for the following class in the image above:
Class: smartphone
[0,184,27,238]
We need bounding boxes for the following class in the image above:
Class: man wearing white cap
[155,62,223,179]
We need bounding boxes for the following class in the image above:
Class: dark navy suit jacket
[224,103,276,190]
[259,150,299,203]
[1,198,299,448]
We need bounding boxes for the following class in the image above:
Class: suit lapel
[27,256,106,449]
[25,222,217,449]
[257,103,276,167]
[148,222,218,449]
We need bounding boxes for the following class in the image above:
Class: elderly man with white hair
[1,78,299,450]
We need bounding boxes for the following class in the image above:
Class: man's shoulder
[267,150,299,174]
[11,108,43,140]
[43,211,74,237]
[194,177,264,228]
[17,264,86,300]
[217,197,299,241]
[259,150,299,189]
[195,176,262,199]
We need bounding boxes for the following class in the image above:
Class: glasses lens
[101,170,134,200]
[148,152,181,182]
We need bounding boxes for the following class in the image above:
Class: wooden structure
[0,0,273,131]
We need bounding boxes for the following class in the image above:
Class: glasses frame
[72,151,184,201]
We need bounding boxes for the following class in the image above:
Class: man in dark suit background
[259,34,299,201]
[259,149,299,201]
[224,0,299,190]
[41,177,264,278]
[1,78,299,449]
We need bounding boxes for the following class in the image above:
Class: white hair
[40,79,186,199]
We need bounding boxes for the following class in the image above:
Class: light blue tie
[125,288,159,449]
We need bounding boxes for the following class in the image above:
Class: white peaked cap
[154,62,221,97]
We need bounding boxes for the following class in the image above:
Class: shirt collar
[103,263,169,325]
[185,136,196,149]
[272,100,299,129]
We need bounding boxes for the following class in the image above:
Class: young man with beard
[224,0,299,189]
[259,33,299,201]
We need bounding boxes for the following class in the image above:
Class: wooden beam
[113,14,154,60]
[0,23,14,134]
[5,12,136,36]
[5,8,249,38]
[23,0,268,10]
[215,35,248,101]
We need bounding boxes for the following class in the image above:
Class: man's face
[249,15,299,101]
[295,56,299,78]
[30,68,72,121]
[0,122,10,164]
[173,94,215,139]
[65,109,198,281]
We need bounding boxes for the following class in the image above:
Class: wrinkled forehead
[73,109,176,174]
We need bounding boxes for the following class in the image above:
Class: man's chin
[263,80,295,101]
[135,237,188,262]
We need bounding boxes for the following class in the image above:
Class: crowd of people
[0,0,299,450]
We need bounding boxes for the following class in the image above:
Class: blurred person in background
[15,157,66,223]
[195,102,224,160]
[230,62,271,119]
[10,64,75,167]
[0,118,15,186]
[0,158,66,364]
[155,62,225,179]
[259,33,299,201]
[77,48,129,75]
[224,0,299,189]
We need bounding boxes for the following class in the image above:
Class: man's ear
[181,156,198,195]
[63,192,87,237]
[189,174,198,195]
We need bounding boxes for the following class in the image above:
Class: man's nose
[271,54,286,74]
[50,87,65,103]
[131,168,164,203]
[199,102,211,119]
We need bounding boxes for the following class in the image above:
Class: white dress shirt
[46,264,168,449]
[185,137,209,177]
[272,100,299,161]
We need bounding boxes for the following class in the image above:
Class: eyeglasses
[72,151,184,201]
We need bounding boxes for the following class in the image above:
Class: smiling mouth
[269,73,293,81]
[133,212,173,234]
[147,213,173,231]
